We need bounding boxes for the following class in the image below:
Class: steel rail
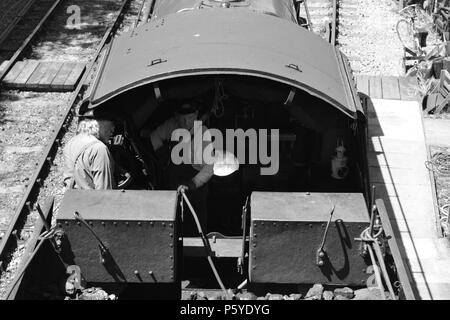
[0,0,62,83]
[5,198,54,300]
[331,0,338,45]
[0,0,133,266]
[303,0,313,30]
[133,0,147,29]
[0,0,37,46]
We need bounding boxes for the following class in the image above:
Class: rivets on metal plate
[77,222,81,226]
[113,222,117,226]
[134,270,143,281]
[162,222,166,227]
[169,223,173,228]
[169,233,173,238]
[65,221,69,226]
[273,222,276,227]
[101,222,105,226]
[253,234,257,238]
[150,222,154,227]
[138,222,142,226]
[169,243,173,247]
[309,224,313,228]
[126,222,129,226]
[169,256,173,260]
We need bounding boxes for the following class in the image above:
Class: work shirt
[63,134,116,190]
[142,118,214,188]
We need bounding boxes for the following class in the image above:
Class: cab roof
[88,8,362,118]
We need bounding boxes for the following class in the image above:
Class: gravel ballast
[338,0,405,76]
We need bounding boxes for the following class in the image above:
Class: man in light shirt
[63,111,117,190]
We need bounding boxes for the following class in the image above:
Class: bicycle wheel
[396,18,417,54]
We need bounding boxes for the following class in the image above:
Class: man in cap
[63,110,117,190]
[141,101,214,235]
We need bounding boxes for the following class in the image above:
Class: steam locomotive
[10,0,412,300]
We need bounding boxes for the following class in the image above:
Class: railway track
[0,0,62,78]
[0,0,151,298]
[0,0,36,53]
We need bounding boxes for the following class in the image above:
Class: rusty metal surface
[58,190,177,221]
[151,0,297,22]
[56,190,178,283]
[250,192,369,222]
[249,192,370,285]
[88,9,358,118]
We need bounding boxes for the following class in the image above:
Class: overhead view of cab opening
[2,0,423,302]
[85,73,367,236]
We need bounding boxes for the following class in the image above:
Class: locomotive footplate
[249,192,370,286]
[57,190,178,287]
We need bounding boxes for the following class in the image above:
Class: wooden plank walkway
[1,59,85,91]
[368,98,450,300]
[356,75,418,101]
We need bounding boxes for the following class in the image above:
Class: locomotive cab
[11,5,383,300]
[7,1,416,302]
[100,74,367,237]
[73,6,371,292]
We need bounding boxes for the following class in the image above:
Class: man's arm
[189,127,214,189]
[141,118,178,150]
[91,144,116,190]
[190,163,214,189]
